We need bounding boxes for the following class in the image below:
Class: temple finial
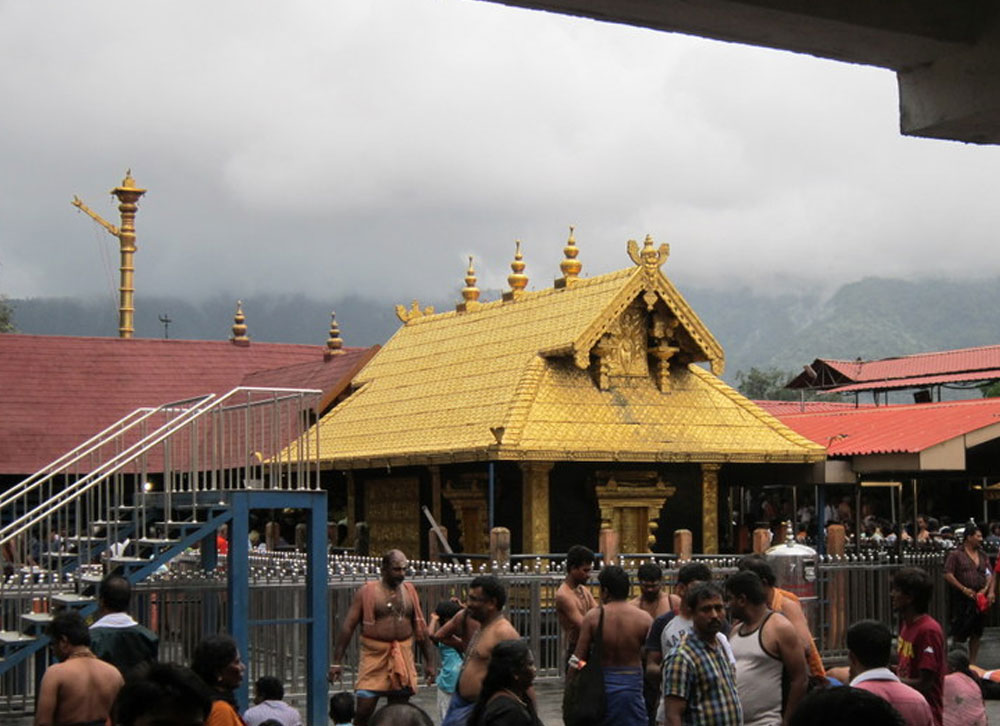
[507,240,528,293]
[628,233,670,270]
[231,300,250,346]
[556,225,582,288]
[457,256,482,313]
[325,311,345,357]
[462,256,480,303]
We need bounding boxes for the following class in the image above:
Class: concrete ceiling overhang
[473,0,1000,144]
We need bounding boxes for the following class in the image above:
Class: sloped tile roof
[771,397,1000,456]
[307,262,824,467]
[0,334,375,474]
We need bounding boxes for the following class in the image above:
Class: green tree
[980,380,1000,398]
[0,296,14,333]
[734,367,800,401]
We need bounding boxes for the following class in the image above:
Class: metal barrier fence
[814,550,948,660]
[0,550,956,714]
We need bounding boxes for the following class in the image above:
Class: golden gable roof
[306,237,825,468]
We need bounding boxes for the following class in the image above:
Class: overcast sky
[1,0,998,309]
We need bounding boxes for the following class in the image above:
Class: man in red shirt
[892,567,946,726]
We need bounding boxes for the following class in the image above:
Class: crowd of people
[28,530,1000,726]
[319,546,993,726]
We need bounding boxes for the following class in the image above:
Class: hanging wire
[82,207,119,315]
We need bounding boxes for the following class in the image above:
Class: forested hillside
[8,276,1000,386]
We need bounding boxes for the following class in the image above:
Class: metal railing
[4,549,941,713]
[1,387,322,638]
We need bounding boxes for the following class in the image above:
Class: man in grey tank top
[725,571,807,726]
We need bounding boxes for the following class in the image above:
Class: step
[89,520,135,530]
[21,612,53,635]
[135,537,181,549]
[0,629,35,658]
[50,593,96,609]
[109,556,152,566]
[0,629,34,646]
[79,571,104,587]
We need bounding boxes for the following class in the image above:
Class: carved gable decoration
[568,236,725,383]
[589,299,690,392]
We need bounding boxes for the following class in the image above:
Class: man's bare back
[575,600,652,668]
[35,653,123,726]
[456,615,520,700]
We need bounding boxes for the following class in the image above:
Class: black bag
[563,606,607,726]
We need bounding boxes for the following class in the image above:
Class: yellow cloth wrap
[355,635,417,693]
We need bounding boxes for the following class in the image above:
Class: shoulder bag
[562,606,607,726]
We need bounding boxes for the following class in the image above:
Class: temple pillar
[520,462,553,554]
[701,464,721,554]
[443,478,488,554]
[594,471,675,554]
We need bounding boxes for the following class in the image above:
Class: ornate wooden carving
[443,475,488,554]
[364,476,421,557]
[594,470,675,553]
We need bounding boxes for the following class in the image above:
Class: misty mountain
[8,276,1000,385]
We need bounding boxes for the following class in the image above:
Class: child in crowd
[330,691,355,726]
[429,599,464,721]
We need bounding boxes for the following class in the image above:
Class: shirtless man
[440,575,521,726]
[329,550,436,726]
[572,565,653,726]
[35,611,124,726]
[555,545,596,664]
[725,571,807,726]
[631,563,679,619]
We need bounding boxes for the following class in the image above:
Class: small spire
[507,240,528,293]
[325,311,344,357]
[231,300,250,346]
[555,225,582,288]
[456,256,482,313]
[462,256,480,303]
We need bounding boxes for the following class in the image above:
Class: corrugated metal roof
[754,401,872,416]
[817,345,1000,383]
[826,370,1000,393]
[773,397,1000,455]
[0,334,375,474]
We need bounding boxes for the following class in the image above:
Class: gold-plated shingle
[295,244,826,468]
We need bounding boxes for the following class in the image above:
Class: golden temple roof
[304,239,826,468]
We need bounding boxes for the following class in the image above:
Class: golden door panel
[365,477,420,558]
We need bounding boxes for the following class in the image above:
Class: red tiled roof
[0,334,376,475]
[772,397,1000,456]
[240,349,379,412]
[791,344,1000,391]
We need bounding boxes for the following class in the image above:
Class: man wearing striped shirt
[662,582,742,726]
